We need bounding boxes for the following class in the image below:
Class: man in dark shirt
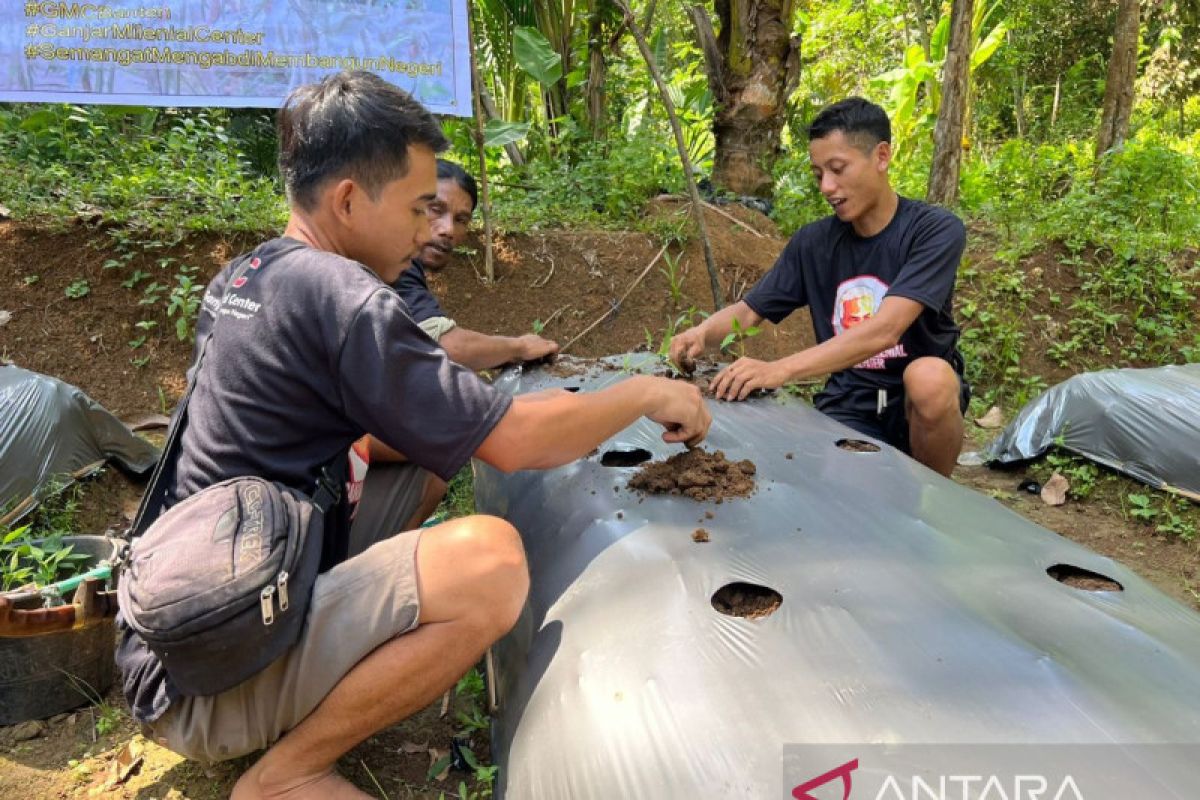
[392,159,559,369]
[669,97,968,476]
[116,71,710,800]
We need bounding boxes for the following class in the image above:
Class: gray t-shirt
[117,237,512,724]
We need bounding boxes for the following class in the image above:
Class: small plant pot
[0,535,121,725]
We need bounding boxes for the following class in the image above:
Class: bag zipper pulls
[277,571,290,611]
[260,585,276,625]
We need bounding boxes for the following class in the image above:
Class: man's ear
[328,178,359,227]
[874,141,893,174]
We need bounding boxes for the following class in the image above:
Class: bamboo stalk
[561,243,669,354]
[468,6,495,283]
[613,0,725,311]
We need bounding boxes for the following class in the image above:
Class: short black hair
[278,71,449,210]
[807,97,891,152]
[436,159,479,211]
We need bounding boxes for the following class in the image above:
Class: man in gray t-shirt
[117,71,710,799]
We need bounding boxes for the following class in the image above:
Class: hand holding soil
[517,334,560,362]
[668,326,706,371]
[709,357,788,401]
[645,378,711,447]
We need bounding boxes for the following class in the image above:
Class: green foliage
[437,467,477,521]
[513,27,563,86]
[719,317,762,358]
[1126,492,1198,539]
[956,128,1200,402]
[1034,450,1101,499]
[1,479,91,591]
[166,265,205,341]
[0,104,283,235]
[64,279,90,299]
[490,132,682,231]
[659,249,686,308]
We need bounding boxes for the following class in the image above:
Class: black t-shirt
[117,237,512,724]
[391,259,446,323]
[743,196,965,397]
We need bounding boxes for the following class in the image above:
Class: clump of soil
[711,582,782,619]
[627,448,756,501]
[692,528,710,543]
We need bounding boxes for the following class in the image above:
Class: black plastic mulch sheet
[0,365,159,524]
[474,355,1200,799]
[985,364,1200,497]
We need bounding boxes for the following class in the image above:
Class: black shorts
[814,359,970,455]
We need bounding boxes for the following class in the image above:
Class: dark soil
[628,448,757,502]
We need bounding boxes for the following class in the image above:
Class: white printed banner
[0,0,471,115]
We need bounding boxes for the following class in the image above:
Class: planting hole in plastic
[711,582,783,620]
[601,448,653,467]
[1046,564,1123,592]
[836,438,881,453]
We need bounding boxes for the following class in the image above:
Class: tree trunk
[688,1,801,198]
[586,0,608,140]
[927,0,973,207]
[1095,0,1139,158]
[1012,74,1026,138]
[1050,74,1061,128]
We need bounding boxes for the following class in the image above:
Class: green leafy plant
[166,265,205,340]
[64,279,90,299]
[719,317,762,358]
[1,525,90,591]
[1126,493,1157,523]
[659,250,686,308]
[61,671,122,737]
[121,269,151,289]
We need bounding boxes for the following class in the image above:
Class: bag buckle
[311,466,342,514]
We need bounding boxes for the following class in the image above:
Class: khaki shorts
[148,462,431,762]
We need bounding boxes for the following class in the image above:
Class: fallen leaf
[428,748,451,782]
[104,737,144,787]
[399,740,428,754]
[439,689,450,718]
[974,406,1004,429]
[1041,472,1070,506]
[0,310,11,327]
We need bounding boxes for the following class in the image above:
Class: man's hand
[668,326,707,370]
[516,334,559,362]
[709,357,789,401]
[646,378,711,447]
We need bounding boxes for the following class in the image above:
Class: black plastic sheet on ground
[475,355,1200,799]
[985,364,1200,499]
[0,365,158,526]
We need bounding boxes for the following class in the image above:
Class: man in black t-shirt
[115,72,710,800]
[391,159,559,370]
[670,97,968,476]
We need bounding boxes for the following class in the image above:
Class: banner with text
[0,0,471,115]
